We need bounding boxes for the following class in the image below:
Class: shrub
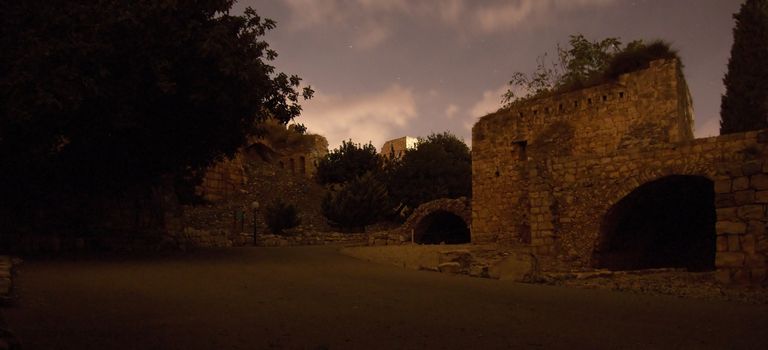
[321,172,390,232]
[386,132,471,213]
[263,199,300,235]
[315,140,382,185]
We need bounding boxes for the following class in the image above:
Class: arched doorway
[414,210,470,244]
[594,175,716,271]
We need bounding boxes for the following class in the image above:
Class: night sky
[234,0,743,149]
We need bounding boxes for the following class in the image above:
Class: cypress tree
[720,0,768,134]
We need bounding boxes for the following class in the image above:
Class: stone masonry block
[714,179,732,194]
[751,268,766,284]
[756,191,768,203]
[715,268,732,283]
[716,221,747,235]
[732,177,750,191]
[747,220,767,236]
[737,205,765,220]
[717,235,729,252]
[751,174,768,190]
[715,193,736,207]
[743,161,763,176]
[742,235,757,254]
[734,190,756,205]
[728,234,741,252]
[716,252,745,267]
[716,207,738,220]
[745,252,765,267]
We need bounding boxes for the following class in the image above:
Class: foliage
[502,34,678,108]
[386,132,471,213]
[290,123,308,135]
[257,120,318,152]
[263,199,301,235]
[315,140,382,185]
[720,0,768,134]
[0,1,313,227]
[321,172,390,232]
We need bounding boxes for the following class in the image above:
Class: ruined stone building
[472,59,767,284]
[380,136,417,159]
[196,122,328,202]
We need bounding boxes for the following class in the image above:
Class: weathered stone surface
[715,252,745,267]
[438,262,463,274]
[438,250,473,267]
[716,222,747,235]
[733,177,750,191]
[471,58,768,284]
[488,253,539,282]
[737,205,765,220]
[714,179,732,194]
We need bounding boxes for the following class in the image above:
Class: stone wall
[472,58,767,284]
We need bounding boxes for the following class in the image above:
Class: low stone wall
[367,230,410,246]
[172,227,366,248]
[254,232,367,247]
[0,256,16,303]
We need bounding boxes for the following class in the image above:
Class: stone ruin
[471,59,768,284]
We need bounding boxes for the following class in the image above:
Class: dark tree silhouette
[315,140,382,185]
[720,0,768,134]
[386,132,471,213]
[0,1,311,233]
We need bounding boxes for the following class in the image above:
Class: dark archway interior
[415,211,470,244]
[595,175,716,271]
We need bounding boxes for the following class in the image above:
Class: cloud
[445,104,459,119]
[694,116,720,138]
[469,85,506,118]
[299,84,418,149]
[279,0,616,48]
[474,0,617,33]
[352,22,391,50]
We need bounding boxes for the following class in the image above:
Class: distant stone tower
[380,136,418,159]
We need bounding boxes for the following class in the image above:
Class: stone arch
[400,197,471,244]
[299,156,306,174]
[593,174,717,271]
[289,158,295,174]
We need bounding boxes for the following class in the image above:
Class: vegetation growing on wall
[501,34,678,109]
[720,0,768,134]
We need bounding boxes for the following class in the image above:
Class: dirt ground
[3,246,768,349]
[342,244,768,304]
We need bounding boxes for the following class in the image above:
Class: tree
[315,140,382,185]
[386,132,471,213]
[263,199,300,235]
[321,172,390,232]
[0,1,312,232]
[502,35,677,108]
[720,0,768,134]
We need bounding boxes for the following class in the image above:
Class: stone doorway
[594,175,716,271]
[414,211,470,244]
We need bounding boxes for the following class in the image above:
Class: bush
[263,199,300,235]
[386,132,471,213]
[604,40,678,80]
[315,140,382,185]
[321,172,390,232]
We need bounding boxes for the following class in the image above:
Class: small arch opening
[594,175,716,271]
[414,211,470,244]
